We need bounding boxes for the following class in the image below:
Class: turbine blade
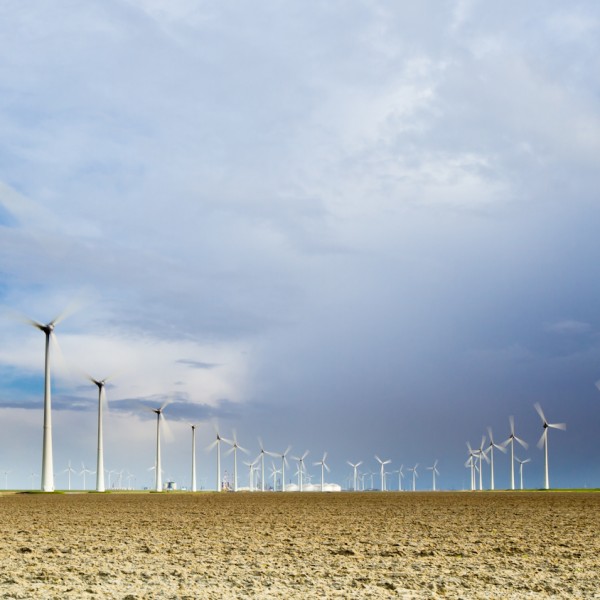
[549,422,566,431]
[515,435,528,449]
[534,402,546,423]
[509,415,515,435]
[537,429,547,450]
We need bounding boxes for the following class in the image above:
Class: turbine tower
[292,451,309,491]
[89,376,110,492]
[515,456,531,490]
[313,453,330,491]
[486,427,506,491]
[534,403,566,490]
[408,464,419,491]
[151,401,170,492]
[375,455,391,491]
[347,460,362,491]
[29,312,69,492]
[208,429,230,491]
[275,446,291,492]
[226,432,248,492]
[503,416,528,490]
[426,460,439,491]
[190,424,197,492]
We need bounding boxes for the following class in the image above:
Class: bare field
[0,491,598,599]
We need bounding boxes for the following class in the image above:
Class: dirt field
[0,491,598,599]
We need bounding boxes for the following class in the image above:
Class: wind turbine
[88,375,111,492]
[534,403,566,490]
[292,451,309,491]
[503,416,528,490]
[28,310,71,492]
[244,458,258,491]
[226,432,248,492]
[347,461,362,491]
[149,400,170,492]
[397,465,405,491]
[2,470,11,490]
[189,424,198,492]
[515,457,531,490]
[274,446,291,492]
[476,436,489,491]
[466,443,478,491]
[375,455,391,491]
[269,462,281,491]
[256,438,274,492]
[313,453,330,491]
[485,427,506,491]
[426,460,439,491]
[208,428,231,491]
[63,460,76,491]
[408,464,419,491]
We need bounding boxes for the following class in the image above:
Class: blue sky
[1,0,599,491]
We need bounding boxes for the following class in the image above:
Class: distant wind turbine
[226,432,248,492]
[485,427,506,491]
[292,451,309,491]
[208,428,231,491]
[63,460,76,491]
[534,403,566,490]
[375,455,391,491]
[426,460,439,491]
[347,461,363,491]
[256,438,274,492]
[397,465,405,491]
[189,424,198,492]
[408,464,419,491]
[314,453,330,492]
[274,446,292,492]
[515,456,531,490]
[503,416,528,490]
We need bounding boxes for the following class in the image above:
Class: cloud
[543,320,592,335]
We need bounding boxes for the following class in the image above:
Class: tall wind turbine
[534,403,566,490]
[226,432,248,492]
[314,453,330,491]
[292,451,309,491]
[503,416,528,490]
[28,311,71,492]
[244,459,258,491]
[426,460,439,491]
[375,455,391,491]
[347,461,362,491]
[475,436,489,491]
[408,464,419,491]
[89,376,110,492]
[190,424,198,492]
[486,427,506,491]
[515,457,531,490]
[274,446,291,492]
[150,401,170,492]
[63,460,76,491]
[397,465,405,491]
[208,429,231,491]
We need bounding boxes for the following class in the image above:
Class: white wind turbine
[426,460,439,491]
[88,375,111,492]
[408,464,419,491]
[27,309,72,492]
[189,424,198,492]
[292,451,309,491]
[397,465,405,491]
[503,416,528,490]
[314,453,330,491]
[226,432,248,492]
[269,462,281,491]
[244,458,258,491]
[63,460,76,491]
[2,470,10,490]
[534,403,566,490]
[347,461,362,491]
[148,400,171,492]
[207,428,231,492]
[274,446,292,492]
[465,443,478,491]
[375,456,391,491]
[256,438,274,492]
[515,457,531,490]
[475,436,489,491]
[485,427,506,491]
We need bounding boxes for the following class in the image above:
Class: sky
[1,0,599,491]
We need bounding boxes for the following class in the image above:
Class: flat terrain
[0,491,598,599]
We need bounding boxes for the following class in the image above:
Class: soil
[0,491,598,599]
